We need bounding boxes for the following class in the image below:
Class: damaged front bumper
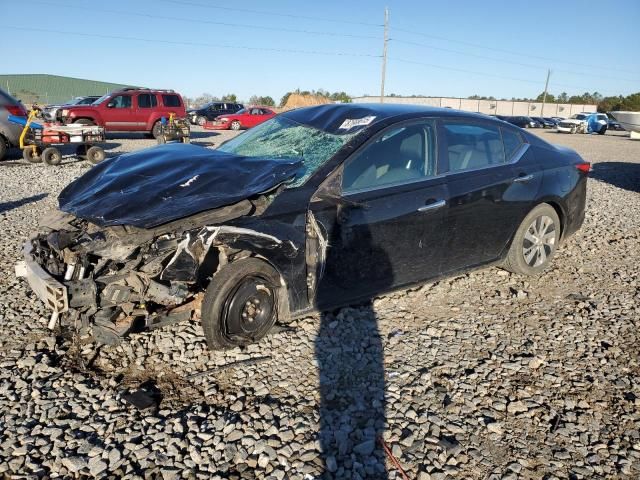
[16,238,69,328]
[15,212,211,344]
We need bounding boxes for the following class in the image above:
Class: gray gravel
[0,128,639,479]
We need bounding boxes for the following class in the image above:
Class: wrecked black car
[17,104,589,349]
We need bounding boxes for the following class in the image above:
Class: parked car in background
[557,113,608,134]
[17,104,589,349]
[42,96,100,121]
[607,118,624,131]
[543,117,560,127]
[187,102,244,126]
[0,87,28,161]
[59,88,186,138]
[205,106,276,130]
[504,116,538,128]
[531,117,555,128]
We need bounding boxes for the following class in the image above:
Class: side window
[342,120,437,192]
[443,122,505,172]
[162,94,181,107]
[110,95,132,109]
[501,128,524,160]
[138,94,157,108]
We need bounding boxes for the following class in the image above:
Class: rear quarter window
[162,95,182,107]
[501,128,524,160]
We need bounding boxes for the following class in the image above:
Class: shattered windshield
[218,116,355,187]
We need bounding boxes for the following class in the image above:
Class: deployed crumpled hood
[58,144,301,229]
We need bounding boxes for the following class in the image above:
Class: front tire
[501,203,560,276]
[197,116,207,126]
[201,258,281,350]
[598,125,607,135]
[230,120,242,130]
[23,146,41,163]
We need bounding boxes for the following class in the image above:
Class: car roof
[281,103,501,135]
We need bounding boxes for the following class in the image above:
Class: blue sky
[4,0,639,102]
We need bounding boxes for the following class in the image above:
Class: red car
[204,106,276,130]
[59,88,186,138]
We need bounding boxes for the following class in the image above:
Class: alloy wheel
[522,215,556,267]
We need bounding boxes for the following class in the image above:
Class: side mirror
[106,102,115,108]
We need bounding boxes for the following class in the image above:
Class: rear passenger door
[439,119,540,272]
[136,93,157,128]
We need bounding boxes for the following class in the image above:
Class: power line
[154,0,384,27]
[392,26,640,76]
[32,1,379,40]
[6,26,381,58]
[391,38,639,83]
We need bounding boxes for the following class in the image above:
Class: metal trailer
[157,113,190,144]
[12,110,107,166]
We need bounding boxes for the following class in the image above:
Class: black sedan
[504,116,539,128]
[17,104,589,349]
[532,117,556,128]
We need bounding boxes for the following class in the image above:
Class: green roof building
[0,74,138,105]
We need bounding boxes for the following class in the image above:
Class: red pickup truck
[59,88,186,138]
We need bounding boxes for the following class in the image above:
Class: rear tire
[201,258,281,350]
[151,121,163,139]
[42,147,62,166]
[501,203,560,276]
[86,146,105,164]
[23,146,41,163]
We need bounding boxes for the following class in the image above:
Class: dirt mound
[283,93,332,110]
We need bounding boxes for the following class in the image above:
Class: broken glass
[218,117,355,187]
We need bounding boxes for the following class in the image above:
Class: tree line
[186,89,352,108]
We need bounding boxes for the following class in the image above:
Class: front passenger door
[310,119,450,308]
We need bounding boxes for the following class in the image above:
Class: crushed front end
[16,207,281,345]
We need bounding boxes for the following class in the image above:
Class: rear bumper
[15,238,68,314]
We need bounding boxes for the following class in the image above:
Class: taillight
[576,162,591,174]
[6,105,27,116]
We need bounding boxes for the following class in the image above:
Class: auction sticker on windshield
[338,116,376,130]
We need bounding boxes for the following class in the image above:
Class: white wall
[353,96,598,118]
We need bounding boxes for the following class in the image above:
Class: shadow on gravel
[190,130,219,139]
[590,162,640,193]
[315,220,391,478]
[0,193,48,214]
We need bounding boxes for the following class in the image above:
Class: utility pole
[541,69,551,116]
[380,7,389,103]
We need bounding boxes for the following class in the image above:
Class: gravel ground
[0,128,638,479]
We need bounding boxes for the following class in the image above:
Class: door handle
[513,174,534,183]
[417,199,446,212]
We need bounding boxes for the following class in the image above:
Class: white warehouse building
[352,96,598,117]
